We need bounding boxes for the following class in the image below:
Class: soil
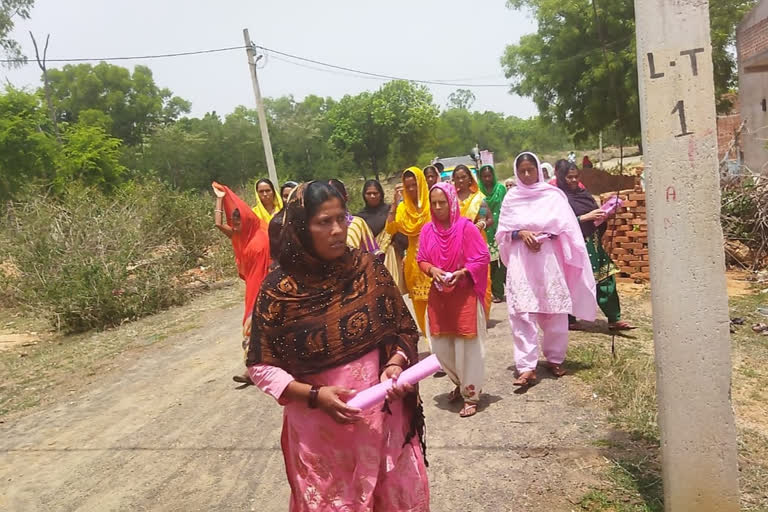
[0,284,614,511]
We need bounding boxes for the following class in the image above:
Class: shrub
[1,180,227,333]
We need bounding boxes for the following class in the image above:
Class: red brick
[612,248,628,255]
[623,200,639,208]
[631,272,651,281]
[613,236,630,243]
[627,260,646,268]
[616,213,635,219]
[617,225,632,232]
[623,242,643,250]
[634,206,646,213]
[634,248,649,255]
[628,193,645,201]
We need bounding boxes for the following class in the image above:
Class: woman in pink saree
[246,181,429,511]
[496,152,597,387]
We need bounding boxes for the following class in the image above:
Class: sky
[1,0,538,119]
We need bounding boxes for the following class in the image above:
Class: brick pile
[600,188,649,283]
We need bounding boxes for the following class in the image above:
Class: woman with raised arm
[212,182,271,384]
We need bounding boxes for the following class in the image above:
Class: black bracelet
[384,363,404,370]
[308,385,321,409]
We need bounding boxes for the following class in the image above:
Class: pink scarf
[495,153,597,320]
[417,182,489,303]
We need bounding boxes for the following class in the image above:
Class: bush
[1,180,227,333]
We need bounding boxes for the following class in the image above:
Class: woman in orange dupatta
[213,182,271,383]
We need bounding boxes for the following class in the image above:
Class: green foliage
[0,0,34,67]
[55,122,126,193]
[328,80,439,178]
[502,0,757,142]
[45,63,191,144]
[0,86,57,199]
[446,88,476,110]
[1,181,221,333]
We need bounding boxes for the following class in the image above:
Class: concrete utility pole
[634,0,740,510]
[243,28,278,187]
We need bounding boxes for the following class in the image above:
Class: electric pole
[243,28,278,187]
[634,0,739,509]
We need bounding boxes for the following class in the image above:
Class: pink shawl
[495,153,597,320]
[417,182,489,303]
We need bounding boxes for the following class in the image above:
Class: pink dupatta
[417,182,489,303]
[495,153,597,320]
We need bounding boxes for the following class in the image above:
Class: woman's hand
[519,230,542,252]
[475,220,487,231]
[381,365,414,402]
[429,266,448,283]
[581,209,607,223]
[317,386,362,424]
[393,184,404,205]
[212,183,226,198]
[443,269,464,287]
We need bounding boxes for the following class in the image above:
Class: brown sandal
[447,386,462,402]
[232,373,253,385]
[513,370,537,387]
[609,321,636,331]
[459,402,478,418]
[547,363,567,378]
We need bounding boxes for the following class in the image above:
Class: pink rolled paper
[346,354,443,410]
[534,233,553,242]
[594,196,624,227]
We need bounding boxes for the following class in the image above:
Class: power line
[256,44,511,88]
[0,45,248,64]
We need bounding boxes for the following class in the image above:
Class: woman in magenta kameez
[496,152,597,388]
[246,181,429,512]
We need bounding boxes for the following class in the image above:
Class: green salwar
[586,232,622,323]
[490,260,507,300]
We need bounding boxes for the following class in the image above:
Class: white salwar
[427,300,487,404]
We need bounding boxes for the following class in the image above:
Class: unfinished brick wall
[601,189,649,283]
[717,114,742,161]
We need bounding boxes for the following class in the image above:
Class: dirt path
[0,285,613,511]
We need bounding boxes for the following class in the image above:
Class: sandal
[447,386,462,402]
[232,373,253,385]
[513,370,537,387]
[492,296,504,304]
[546,363,567,378]
[569,321,585,331]
[609,321,636,331]
[459,402,478,418]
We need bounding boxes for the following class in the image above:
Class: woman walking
[280,181,299,203]
[423,165,440,189]
[418,183,490,418]
[327,179,382,257]
[496,153,597,387]
[555,160,634,331]
[477,164,508,303]
[453,165,494,313]
[213,182,271,384]
[246,182,429,511]
[358,179,407,293]
[386,167,432,335]
[253,178,283,226]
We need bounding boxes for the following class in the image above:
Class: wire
[256,45,511,88]
[0,45,248,64]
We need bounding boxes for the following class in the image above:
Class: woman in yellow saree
[386,167,432,335]
[252,178,283,226]
[452,165,494,315]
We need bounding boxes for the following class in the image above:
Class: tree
[44,63,191,145]
[0,0,34,67]
[501,0,756,143]
[55,122,127,193]
[0,86,57,199]
[328,81,438,179]
[447,89,476,110]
